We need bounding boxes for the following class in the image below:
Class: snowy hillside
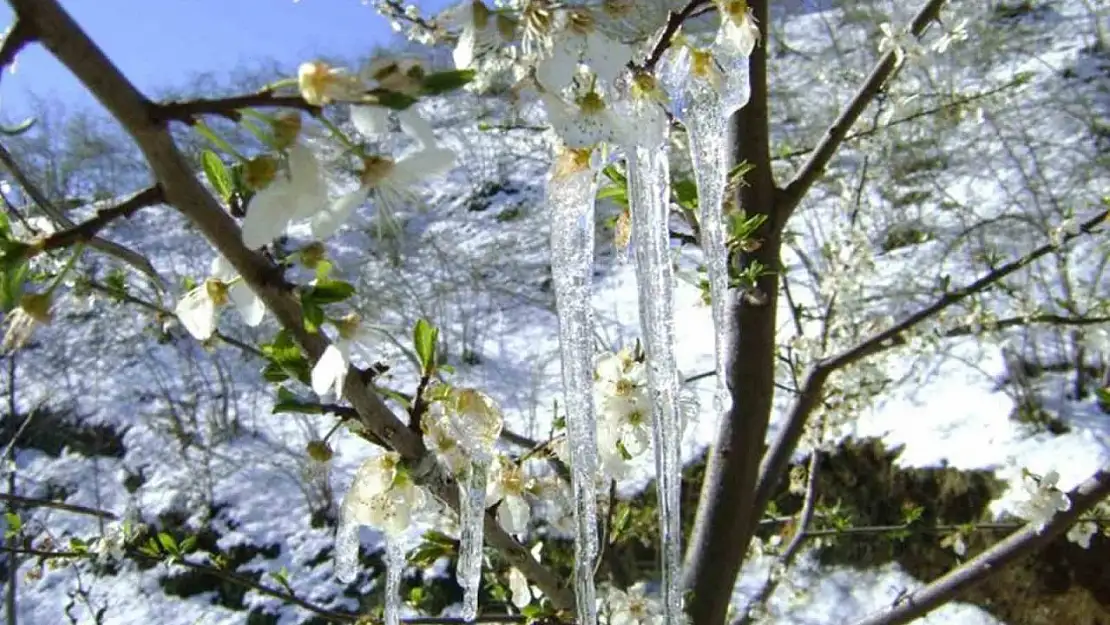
[3,0,1110,624]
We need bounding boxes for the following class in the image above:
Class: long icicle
[628,138,684,623]
[548,146,602,625]
[457,457,490,620]
[685,106,731,413]
[384,537,405,625]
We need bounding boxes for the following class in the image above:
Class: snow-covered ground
[4,0,1110,623]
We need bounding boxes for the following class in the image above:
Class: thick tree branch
[852,470,1110,625]
[751,210,1108,529]
[32,185,163,253]
[684,2,779,624]
[778,0,947,219]
[8,0,572,611]
[0,19,32,76]
[153,91,321,125]
[0,141,161,283]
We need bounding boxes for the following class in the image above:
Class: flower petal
[498,494,530,535]
[175,287,216,340]
[509,567,531,608]
[397,108,438,149]
[242,184,295,248]
[312,188,369,240]
[229,283,265,327]
[351,105,392,140]
[311,344,349,397]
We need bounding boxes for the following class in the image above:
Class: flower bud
[360,155,396,187]
[300,241,327,269]
[271,112,302,150]
[243,155,278,191]
[306,440,334,463]
[18,292,52,324]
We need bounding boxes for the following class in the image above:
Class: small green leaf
[421,69,476,95]
[305,280,355,305]
[179,535,197,554]
[413,318,438,375]
[4,512,21,537]
[302,301,325,333]
[272,398,326,415]
[365,89,418,110]
[157,532,179,554]
[201,150,233,201]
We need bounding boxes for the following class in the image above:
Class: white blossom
[606,583,664,625]
[508,542,544,609]
[340,452,427,537]
[1066,520,1098,549]
[241,143,329,248]
[311,313,378,398]
[92,523,127,565]
[449,1,502,70]
[485,455,532,534]
[1012,470,1071,532]
[541,90,628,149]
[715,0,760,58]
[298,61,364,106]
[175,256,264,341]
[534,7,632,93]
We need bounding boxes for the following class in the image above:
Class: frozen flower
[486,455,532,534]
[1067,520,1098,549]
[175,256,264,341]
[311,312,379,398]
[241,143,329,248]
[298,61,363,106]
[534,8,632,93]
[1012,469,1071,532]
[607,582,664,625]
[2,292,51,353]
[340,452,427,536]
[422,388,503,472]
[616,73,669,149]
[715,0,760,58]
[423,404,471,476]
[508,542,544,609]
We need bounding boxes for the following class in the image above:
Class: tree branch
[852,470,1110,625]
[8,0,572,611]
[32,185,163,253]
[683,2,779,623]
[0,18,32,76]
[153,91,321,125]
[751,209,1108,530]
[0,492,119,520]
[637,0,712,72]
[0,140,162,283]
[778,0,947,219]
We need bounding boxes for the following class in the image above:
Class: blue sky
[0,0,453,120]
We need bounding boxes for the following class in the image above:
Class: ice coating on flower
[335,452,426,582]
[715,0,760,59]
[486,455,533,535]
[534,8,632,93]
[606,583,664,625]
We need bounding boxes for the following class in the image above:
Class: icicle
[547,146,602,625]
[334,511,361,583]
[384,537,406,625]
[628,134,684,624]
[685,109,732,413]
[457,458,489,620]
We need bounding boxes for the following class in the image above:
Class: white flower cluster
[1011,469,1071,533]
[604,583,667,625]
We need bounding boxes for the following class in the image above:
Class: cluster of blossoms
[1010,469,1071,533]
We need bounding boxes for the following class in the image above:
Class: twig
[752,209,1108,532]
[0,140,161,283]
[0,492,119,521]
[153,90,321,125]
[852,470,1110,625]
[778,0,947,219]
[638,0,712,72]
[32,185,163,253]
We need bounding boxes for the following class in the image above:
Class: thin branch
[752,209,1108,531]
[0,492,119,521]
[32,185,163,253]
[851,470,1110,625]
[637,0,712,72]
[153,90,321,125]
[778,0,947,219]
[0,140,161,283]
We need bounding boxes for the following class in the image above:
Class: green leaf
[201,150,233,201]
[179,535,197,554]
[68,537,89,554]
[272,398,326,415]
[673,178,699,210]
[4,512,21,537]
[413,319,438,375]
[421,69,476,95]
[366,89,418,110]
[302,301,324,333]
[157,532,178,554]
[304,280,355,305]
